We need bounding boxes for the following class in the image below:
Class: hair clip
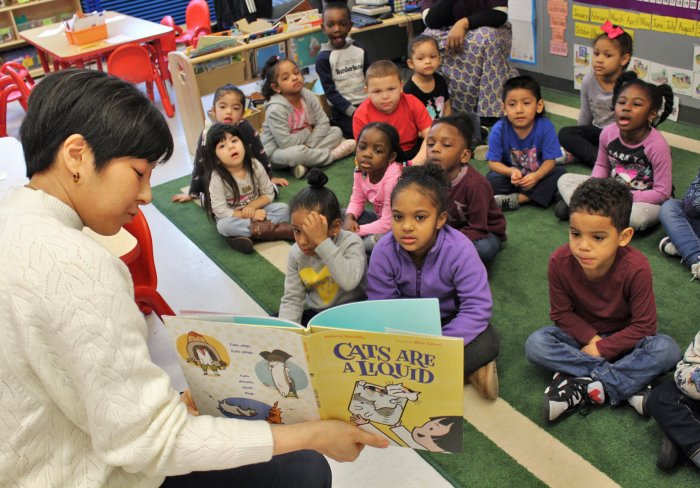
[601,20,624,39]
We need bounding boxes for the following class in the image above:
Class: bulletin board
[575,1,700,21]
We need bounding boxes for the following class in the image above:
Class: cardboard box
[195,57,251,96]
[244,107,265,133]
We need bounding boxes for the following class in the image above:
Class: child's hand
[272,177,289,187]
[240,206,257,219]
[253,209,267,221]
[581,336,602,357]
[518,173,539,191]
[171,193,194,203]
[302,211,329,248]
[343,214,360,233]
[180,389,199,416]
[510,169,523,185]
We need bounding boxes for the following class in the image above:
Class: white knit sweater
[0,188,274,487]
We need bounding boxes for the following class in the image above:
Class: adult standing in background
[420,0,518,122]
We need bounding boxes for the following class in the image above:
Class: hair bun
[306,168,328,189]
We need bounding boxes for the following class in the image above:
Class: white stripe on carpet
[463,386,619,488]
[254,241,291,273]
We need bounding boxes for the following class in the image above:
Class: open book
[164,299,464,453]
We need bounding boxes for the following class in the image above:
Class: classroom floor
[0,93,453,488]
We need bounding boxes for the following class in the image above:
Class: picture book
[164,299,465,453]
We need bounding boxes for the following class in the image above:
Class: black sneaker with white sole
[544,376,605,423]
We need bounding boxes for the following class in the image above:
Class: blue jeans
[472,233,502,262]
[216,202,290,238]
[659,199,700,269]
[525,326,681,405]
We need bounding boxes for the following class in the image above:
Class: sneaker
[555,148,575,165]
[480,125,490,141]
[656,434,680,472]
[226,236,254,254]
[292,165,308,180]
[554,200,570,221]
[691,261,700,282]
[544,376,605,423]
[544,371,572,396]
[494,193,519,211]
[659,236,680,257]
[330,139,356,161]
[467,360,499,400]
[627,385,651,416]
[473,145,489,161]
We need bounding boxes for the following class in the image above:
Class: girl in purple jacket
[366,164,500,399]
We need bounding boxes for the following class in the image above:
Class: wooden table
[19,11,172,78]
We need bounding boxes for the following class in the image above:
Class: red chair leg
[134,285,175,321]
[154,75,175,118]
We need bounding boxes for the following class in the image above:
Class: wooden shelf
[0,0,59,14]
[0,38,23,49]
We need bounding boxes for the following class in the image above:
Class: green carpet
[152,88,700,486]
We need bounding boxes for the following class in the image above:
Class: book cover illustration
[165,299,464,453]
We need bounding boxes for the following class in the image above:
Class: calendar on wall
[575,1,700,21]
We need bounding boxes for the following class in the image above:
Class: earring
[73,172,80,183]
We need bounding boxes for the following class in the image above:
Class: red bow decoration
[601,20,624,39]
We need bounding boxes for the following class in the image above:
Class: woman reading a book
[0,68,387,488]
[420,0,517,121]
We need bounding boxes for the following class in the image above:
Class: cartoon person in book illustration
[351,414,462,453]
[260,349,298,398]
[183,331,228,376]
[347,380,462,453]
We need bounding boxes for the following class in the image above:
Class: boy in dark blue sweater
[315,1,370,138]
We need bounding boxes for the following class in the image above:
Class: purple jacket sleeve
[441,241,492,345]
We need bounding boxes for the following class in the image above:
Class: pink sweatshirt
[346,163,403,237]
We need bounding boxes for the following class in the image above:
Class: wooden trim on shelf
[0,38,25,49]
[0,0,59,14]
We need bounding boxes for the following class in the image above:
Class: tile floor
[0,87,453,487]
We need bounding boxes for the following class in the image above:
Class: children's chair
[123,208,175,320]
[177,0,212,46]
[107,44,175,118]
[0,62,34,137]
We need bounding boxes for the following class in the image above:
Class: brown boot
[467,360,499,400]
[226,236,254,254]
[249,220,294,241]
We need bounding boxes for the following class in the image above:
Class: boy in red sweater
[352,60,432,164]
[525,178,681,423]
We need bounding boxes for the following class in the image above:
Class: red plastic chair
[107,44,175,118]
[177,0,212,46]
[0,62,34,136]
[123,208,175,320]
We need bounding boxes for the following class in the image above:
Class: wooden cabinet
[0,0,81,74]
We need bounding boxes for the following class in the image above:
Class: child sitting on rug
[525,178,681,423]
[316,0,370,139]
[353,60,432,164]
[172,84,288,203]
[558,23,633,167]
[485,75,566,211]
[658,167,700,282]
[260,56,356,180]
[343,122,407,253]
[203,123,294,254]
[279,169,367,325]
[426,113,506,262]
[556,72,675,231]
[366,164,500,400]
[403,35,485,150]
[647,330,700,471]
